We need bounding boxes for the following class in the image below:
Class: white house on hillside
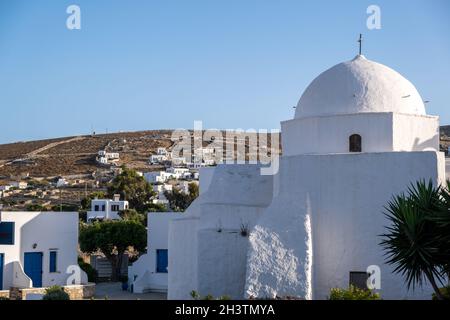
[86,194,129,221]
[10,182,28,190]
[96,150,120,166]
[0,211,86,292]
[150,148,169,164]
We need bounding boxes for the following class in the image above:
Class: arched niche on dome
[349,134,362,152]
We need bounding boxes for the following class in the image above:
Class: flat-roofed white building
[0,211,87,292]
[128,212,182,293]
[86,194,129,221]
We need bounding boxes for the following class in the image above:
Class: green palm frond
[380,180,450,293]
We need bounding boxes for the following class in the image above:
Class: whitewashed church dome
[294,55,426,118]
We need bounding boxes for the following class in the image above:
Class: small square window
[349,271,369,290]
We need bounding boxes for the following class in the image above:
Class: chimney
[113,194,120,202]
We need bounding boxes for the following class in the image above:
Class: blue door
[0,253,4,290]
[156,249,168,273]
[24,252,43,288]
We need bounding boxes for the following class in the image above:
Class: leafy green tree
[164,188,189,212]
[380,180,450,300]
[79,220,146,281]
[80,191,106,210]
[189,182,199,199]
[51,203,79,212]
[148,203,168,212]
[164,183,199,212]
[118,208,145,225]
[78,257,98,283]
[107,166,155,213]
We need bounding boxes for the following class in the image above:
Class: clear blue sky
[0,0,449,143]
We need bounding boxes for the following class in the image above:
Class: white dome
[294,55,426,118]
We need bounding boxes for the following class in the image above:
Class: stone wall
[82,283,96,299]
[8,283,95,300]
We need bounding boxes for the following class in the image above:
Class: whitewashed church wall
[199,164,274,209]
[281,113,394,155]
[392,113,439,152]
[246,151,444,300]
[197,229,249,299]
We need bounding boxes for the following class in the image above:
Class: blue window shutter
[0,222,14,245]
[156,249,168,273]
[49,251,57,272]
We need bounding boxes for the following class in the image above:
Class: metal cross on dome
[358,34,363,55]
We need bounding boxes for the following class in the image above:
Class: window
[349,134,362,152]
[349,271,369,290]
[111,205,119,211]
[94,205,99,212]
[49,251,57,273]
[101,205,105,211]
[0,222,14,245]
[156,249,168,273]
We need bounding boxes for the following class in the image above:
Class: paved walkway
[93,282,167,300]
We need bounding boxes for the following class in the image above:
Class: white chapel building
[168,54,445,300]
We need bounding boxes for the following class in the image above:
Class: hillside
[0,130,174,179]
[440,125,450,152]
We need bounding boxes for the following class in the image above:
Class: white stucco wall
[392,113,439,151]
[129,212,182,293]
[245,151,445,300]
[0,212,79,290]
[196,164,273,230]
[282,113,394,155]
[168,164,274,299]
[281,113,439,156]
[197,229,250,299]
[168,216,199,299]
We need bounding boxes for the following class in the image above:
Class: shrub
[190,290,231,300]
[240,223,249,237]
[328,286,381,300]
[190,290,200,300]
[78,257,98,283]
[432,286,450,300]
[43,286,70,300]
[51,204,79,212]
[78,211,87,221]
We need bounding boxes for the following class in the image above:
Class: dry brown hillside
[0,130,174,179]
[0,129,281,180]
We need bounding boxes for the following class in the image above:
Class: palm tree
[434,180,450,283]
[380,180,450,300]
